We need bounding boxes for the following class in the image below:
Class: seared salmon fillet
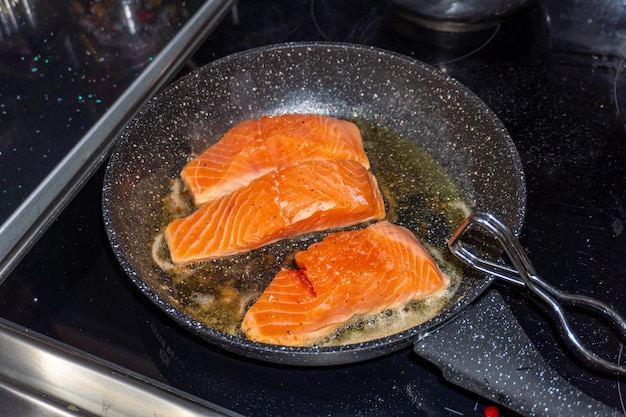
[165,159,385,264]
[181,114,370,205]
[241,221,449,346]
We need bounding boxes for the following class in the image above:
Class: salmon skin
[165,159,386,264]
[241,221,450,347]
[181,114,370,205]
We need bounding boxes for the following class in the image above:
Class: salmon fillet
[165,159,386,264]
[241,221,450,346]
[181,114,370,205]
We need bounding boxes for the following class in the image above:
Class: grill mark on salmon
[241,221,450,346]
[165,159,386,264]
[181,114,370,205]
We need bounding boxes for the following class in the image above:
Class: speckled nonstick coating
[102,42,526,366]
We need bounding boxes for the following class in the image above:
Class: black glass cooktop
[1,0,626,416]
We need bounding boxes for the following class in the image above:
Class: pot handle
[413,290,623,417]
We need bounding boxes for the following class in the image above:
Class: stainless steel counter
[0,317,239,416]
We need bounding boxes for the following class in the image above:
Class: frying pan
[102,43,621,416]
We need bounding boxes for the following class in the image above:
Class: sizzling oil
[152,120,470,344]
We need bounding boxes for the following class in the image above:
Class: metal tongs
[448,211,626,375]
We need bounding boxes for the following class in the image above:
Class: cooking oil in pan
[151,120,470,344]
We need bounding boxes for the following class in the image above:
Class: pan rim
[103,41,525,366]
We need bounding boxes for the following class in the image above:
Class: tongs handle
[448,211,626,375]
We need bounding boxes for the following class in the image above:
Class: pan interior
[103,42,525,365]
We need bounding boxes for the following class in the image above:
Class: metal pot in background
[385,0,537,31]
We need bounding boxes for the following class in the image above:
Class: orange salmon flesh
[241,221,450,346]
[165,159,386,264]
[181,114,370,205]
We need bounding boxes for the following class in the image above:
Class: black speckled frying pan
[103,43,620,416]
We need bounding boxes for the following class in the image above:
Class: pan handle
[448,211,626,375]
[413,290,623,417]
